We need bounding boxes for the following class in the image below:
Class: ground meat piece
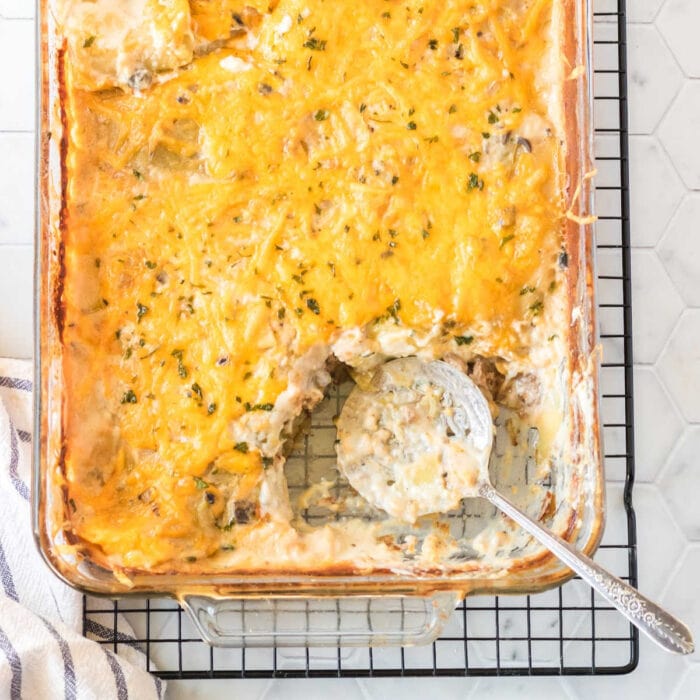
[499,372,541,412]
[234,500,256,524]
[469,357,505,402]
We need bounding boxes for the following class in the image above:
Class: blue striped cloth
[0,359,163,700]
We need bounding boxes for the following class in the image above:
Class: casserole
[35,0,601,645]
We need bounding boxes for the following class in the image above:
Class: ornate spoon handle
[479,482,694,655]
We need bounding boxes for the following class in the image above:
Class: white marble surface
[1,2,699,698]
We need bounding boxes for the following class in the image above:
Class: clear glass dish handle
[180,592,460,648]
[480,482,695,655]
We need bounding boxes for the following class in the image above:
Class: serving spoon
[337,357,694,655]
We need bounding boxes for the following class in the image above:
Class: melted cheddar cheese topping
[60,0,568,571]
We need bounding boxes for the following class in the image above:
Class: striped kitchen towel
[0,358,163,700]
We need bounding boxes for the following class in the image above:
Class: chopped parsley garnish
[171,349,188,378]
[488,110,498,124]
[303,38,327,51]
[482,132,491,139]
[454,335,474,346]
[407,121,417,130]
[244,402,274,412]
[391,175,399,185]
[500,234,515,248]
[452,27,460,43]
[520,286,536,295]
[120,389,137,404]
[512,107,522,113]
[314,109,329,121]
[207,403,217,415]
[448,104,457,114]
[359,103,367,112]
[529,300,544,316]
[133,169,143,180]
[306,297,321,314]
[234,442,249,453]
[428,39,438,50]
[262,457,274,469]
[136,302,149,322]
[469,152,481,163]
[386,298,401,320]
[193,476,209,490]
[422,229,430,239]
[191,383,203,400]
[83,35,96,48]
[467,173,484,191]
[145,260,156,269]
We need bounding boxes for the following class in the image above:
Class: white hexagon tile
[626,0,665,24]
[660,428,700,540]
[1,4,700,700]
[633,368,683,483]
[659,195,700,306]
[627,24,682,135]
[658,312,700,424]
[631,250,684,364]
[628,136,684,247]
[657,0,700,78]
[659,83,700,190]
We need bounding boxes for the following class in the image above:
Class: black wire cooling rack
[83,0,638,678]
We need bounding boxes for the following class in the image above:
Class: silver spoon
[337,357,694,655]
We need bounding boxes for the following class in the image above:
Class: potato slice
[61,0,194,90]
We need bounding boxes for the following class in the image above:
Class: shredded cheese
[59,0,571,571]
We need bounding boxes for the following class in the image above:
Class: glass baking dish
[33,0,601,647]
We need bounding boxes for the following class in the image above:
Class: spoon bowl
[337,357,492,522]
